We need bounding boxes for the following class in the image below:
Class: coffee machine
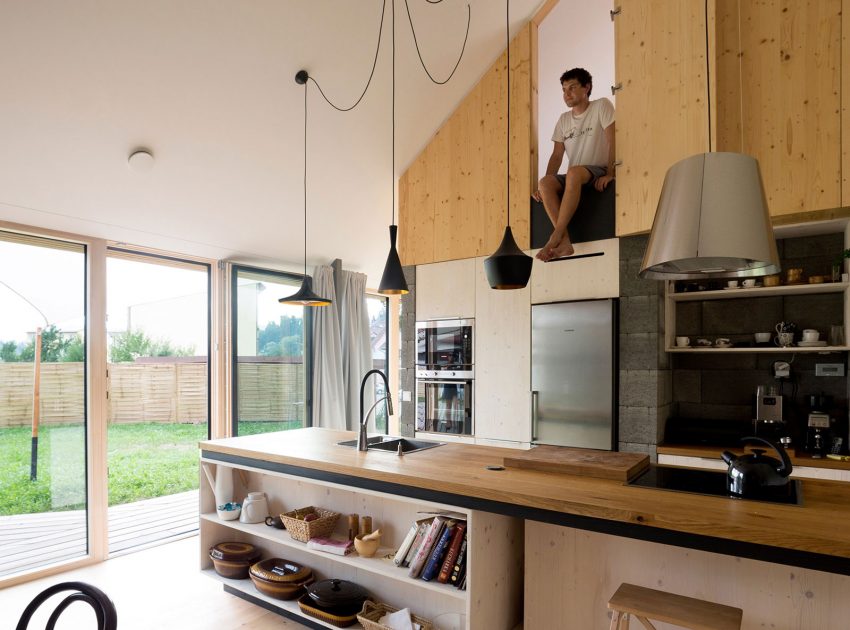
[805,394,834,458]
[755,387,786,442]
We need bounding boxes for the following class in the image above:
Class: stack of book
[392,514,468,589]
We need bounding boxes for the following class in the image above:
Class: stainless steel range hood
[639,152,781,279]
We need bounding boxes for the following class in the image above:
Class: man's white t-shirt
[551,97,615,168]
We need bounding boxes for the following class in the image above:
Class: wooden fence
[0,361,305,428]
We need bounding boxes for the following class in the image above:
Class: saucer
[722,286,742,290]
[798,340,827,347]
[714,343,732,348]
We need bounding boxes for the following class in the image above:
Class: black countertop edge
[202,450,850,577]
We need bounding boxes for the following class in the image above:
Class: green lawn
[0,421,301,516]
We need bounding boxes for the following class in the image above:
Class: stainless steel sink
[336,436,444,454]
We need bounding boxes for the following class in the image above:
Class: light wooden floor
[0,535,310,629]
[0,490,199,578]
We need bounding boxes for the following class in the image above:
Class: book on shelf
[449,537,467,586]
[408,516,448,578]
[437,521,467,583]
[401,520,431,568]
[394,518,431,567]
[421,520,458,581]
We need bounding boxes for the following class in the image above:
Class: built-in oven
[416,319,474,371]
[415,374,473,436]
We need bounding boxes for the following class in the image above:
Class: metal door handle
[531,391,539,441]
[611,83,623,95]
[610,7,621,20]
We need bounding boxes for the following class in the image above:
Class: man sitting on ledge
[533,67,615,261]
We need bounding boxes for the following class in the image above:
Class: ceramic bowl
[209,550,260,579]
[353,534,381,558]
[217,502,241,521]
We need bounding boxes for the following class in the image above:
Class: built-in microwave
[415,377,473,436]
[415,318,474,372]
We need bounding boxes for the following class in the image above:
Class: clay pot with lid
[306,579,369,615]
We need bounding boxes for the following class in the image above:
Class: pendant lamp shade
[485,0,533,290]
[639,152,780,279]
[280,275,332,307]
[280,69,332,307]
[485,226,534,290]
[378,225,408,294]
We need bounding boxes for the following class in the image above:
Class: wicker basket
[279,506,340,543]
[357,601,435,630]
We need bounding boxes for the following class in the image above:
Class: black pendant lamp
[280,70,332,307]
[484,0,532,290]
[378,0,409,295]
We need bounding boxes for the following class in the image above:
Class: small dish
[797,340,828,347]
[722,286,742,290]
[714,343,732,348]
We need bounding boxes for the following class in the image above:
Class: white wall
[537,1,615,179]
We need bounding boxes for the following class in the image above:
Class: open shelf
[666,346,850,353]
[202,569,362,629]
[669,281,847,302]
[200,513,466,600]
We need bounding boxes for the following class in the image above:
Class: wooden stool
[607,583,743,630]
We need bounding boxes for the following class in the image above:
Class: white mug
[802,329,819,342]
[742,279,756,288]
[727,280,739,288]
[754,332,771,343]
[675,336,690,347]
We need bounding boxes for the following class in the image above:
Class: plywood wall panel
[615,0,710,237]
[715,0,841,216]
[400,24,533,266]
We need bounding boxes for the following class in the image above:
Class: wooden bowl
[353,534,380,558]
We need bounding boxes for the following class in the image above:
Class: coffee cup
[754,332,771,343]
[675,336,690,347]
[726,280,739,288]
[802,329,819,342]
[742,279,756,288]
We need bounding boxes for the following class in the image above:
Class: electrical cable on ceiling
[307,0,387,112]
[404,0,471,84]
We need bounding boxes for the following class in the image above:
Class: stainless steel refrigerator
[531,299,617,450]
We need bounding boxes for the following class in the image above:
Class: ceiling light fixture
[279,70,332,307]
[639,0,780,280]
[484,0,533,290]
[127,149,154,173]
[378,0,408,295]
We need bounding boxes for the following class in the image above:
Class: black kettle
[720,437,793,497]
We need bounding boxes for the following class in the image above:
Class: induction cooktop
[629,465,802,506]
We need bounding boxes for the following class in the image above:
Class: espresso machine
[754,386,787,442]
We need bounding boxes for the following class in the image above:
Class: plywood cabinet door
[614,0,710,236]
[530,238,619,303]
[716,0,841,217]
[415,258,477,321]
[473,256,531,443]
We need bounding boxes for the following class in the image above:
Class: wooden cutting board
[503,445,650,481]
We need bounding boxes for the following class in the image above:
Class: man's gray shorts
[555,165,608,187]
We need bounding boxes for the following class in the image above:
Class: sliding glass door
[232,266,310,436]
[105,249,210,555]
[0,231,87,578]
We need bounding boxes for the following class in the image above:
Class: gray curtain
[311,266,345,428]
[336,269,374,431]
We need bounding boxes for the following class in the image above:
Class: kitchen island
[201,428,850,629]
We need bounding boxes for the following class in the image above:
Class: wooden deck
[0,490,198,578]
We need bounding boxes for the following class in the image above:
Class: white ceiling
[0,0,545,285]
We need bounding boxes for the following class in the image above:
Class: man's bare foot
[547,239,575,260]
[536,235,563,261]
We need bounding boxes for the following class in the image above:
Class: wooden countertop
[201,428,850,573]
[658,443,850,470]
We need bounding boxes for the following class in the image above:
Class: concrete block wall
[398,265,416,437]
[618,235,671,461]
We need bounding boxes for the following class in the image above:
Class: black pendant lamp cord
[506,0,511,227]
[404,0,471,85]
[303,82,308,277]
[392,0,396,224]
[704,0,711,151]
[308,0,387,112]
